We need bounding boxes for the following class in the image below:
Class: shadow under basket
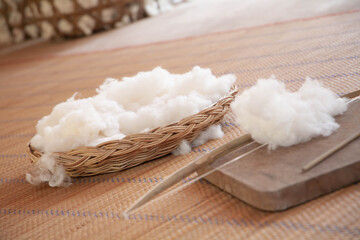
[26,86,239,177]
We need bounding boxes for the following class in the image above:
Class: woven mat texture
[1,10,360,240]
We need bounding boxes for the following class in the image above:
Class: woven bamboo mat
[1,10,360,240]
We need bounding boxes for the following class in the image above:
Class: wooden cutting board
[197,98,360,211]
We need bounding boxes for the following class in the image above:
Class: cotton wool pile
[27,66,235,187]
[231,77,348,150]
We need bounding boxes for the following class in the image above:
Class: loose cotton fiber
[231,77,348,150]
[172,125,224,155]
[28,66,235,187]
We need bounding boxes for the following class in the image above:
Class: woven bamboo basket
[0,0,27,45]
[24,0,145,39]
[27,85,239,177]
[0,0,147,45]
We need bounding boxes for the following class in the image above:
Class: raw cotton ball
[26,153,71,187]
[191,125,224,147]
[172,140,192,156]
[77,14,96,35]
[31,96,125,153]
[172,125,225,155]
[28,66,235,186]
[231,77,347,150]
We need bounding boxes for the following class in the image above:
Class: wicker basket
[24,0,145,39]
[27,85,238,177]
[0,0,146,45]
[0,0,27,44]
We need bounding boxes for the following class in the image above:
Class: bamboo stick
[302,130,360,172]
[123,134,252,217]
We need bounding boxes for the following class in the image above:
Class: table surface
[1,0,360,239]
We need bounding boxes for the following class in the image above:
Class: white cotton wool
[191,125,224,147]
[172,140,192,156]
[29,66,235,187]
[26,153,71,187]
[231,77,347,150]
[172,125,225,155]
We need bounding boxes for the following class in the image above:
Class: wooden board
[197,98,360,211]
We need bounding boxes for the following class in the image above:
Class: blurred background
[1,0,359,49]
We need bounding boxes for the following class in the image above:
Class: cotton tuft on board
[231,77,348,150]
[28,66,235,187]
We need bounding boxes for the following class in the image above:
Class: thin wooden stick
[123,134,253,217]
[302,130,360,173]
[124,142,266,218]
[347,95,360,104]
